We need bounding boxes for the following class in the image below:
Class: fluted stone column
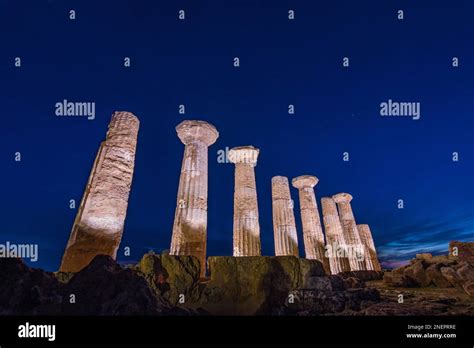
[170,120,219,278]
[60,111,140,272]
[332,193,367,271]
[272,176,299,256]
[229,146,261,256]
[321,197,351,274]
[357,224,381,271]
[292,175,330,273]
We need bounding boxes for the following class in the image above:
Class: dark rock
[383,272,418,287]
[136,252,201,305]
[0,256,197,316]
[200,256,325,315]
[463,281,474,297]
[54,271,75,284]
[456,263,474,282]
[285,287,380,314]
[343,277,365,289]
[0,258,62,315]
[63,255,187,315]
[441,267,463,288]
[425,264,453,288]
[404,260,430,287]
[338,270,383,281]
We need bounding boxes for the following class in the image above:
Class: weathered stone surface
[60,111,140,273]
[425,264,453,288]
[292,175,330,273]
[200,256,325,315]
[339,270,384,281]
[456,263,474,282]
[357,224,382,271]
[170,120,219,278]
[229,146,261,256]
[332,193,367,271]
[416,253,433,260]
[383,272,418,287]
[449,241,474,263]
[404,260,430,287]
[463,281,474,297]
[0,256,193,315]
[271,176,298,256]
[321,197,351,274]
[136,252,201,306]
[285,287,380,315]
[441,267,462,288]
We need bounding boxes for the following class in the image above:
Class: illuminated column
[332,193,367,271]
[357,224,381,271]
[321,197,351,274]
[229,146,261,256]
[292,175,330,273]
[60,111,140,272]
[170,120,219,278]
[272,176,299,256]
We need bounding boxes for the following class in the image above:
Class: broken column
[60,111,140,272]
[321,197,351,274]
[271,176,299,256]
[292,175,330,273]
[229,146,261,256]
[170,120,219,277]
[332,193,367,271]
[357,224,382,271]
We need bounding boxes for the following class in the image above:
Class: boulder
[285,287,379,315]
[425,264,453,288]
[200,256,326,315]
[343,277,365,289]
[383,272,418,287]
[456,263,474,282]
[463,281,474,297]
[404,260,430,287]
[339,270,383,281]
[136,252,201,305]
[449,241,474,262]
[416,253,433,260]
[440,267,463,288]
[0,256,194,315]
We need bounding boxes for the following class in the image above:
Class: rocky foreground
[0,243,472,316]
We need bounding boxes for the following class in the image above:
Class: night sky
[1,0,473,271]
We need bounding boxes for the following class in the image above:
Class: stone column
[321,197,351,274]
[271,176,299,256]
[357,224,381,271]
[229,146,261,256]
[292,175,330,273]
[332,193,367,271]
[170,120,219,278]
[60,111,140,272]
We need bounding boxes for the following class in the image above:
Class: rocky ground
[0,241,472,316]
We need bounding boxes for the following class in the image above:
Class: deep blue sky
[1,0,473,271]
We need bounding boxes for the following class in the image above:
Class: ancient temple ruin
[169,120,219,277]
[292,175,330,273]
[272,176,299,256]
[229,146,261,256]
[60,111,139,272]
[332,193,367,271]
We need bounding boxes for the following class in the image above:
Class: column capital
[176,120,219,146]
[332,192,353,203]
[292,175,319,189]
[228,146,259,166]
